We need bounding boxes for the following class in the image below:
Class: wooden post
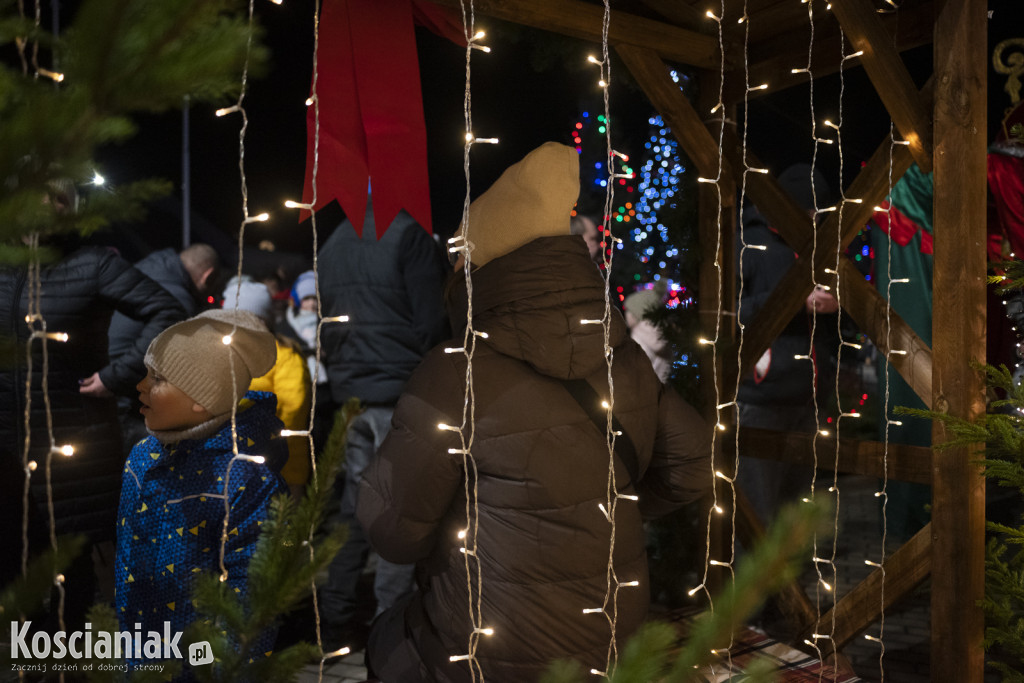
[930,0,986,680]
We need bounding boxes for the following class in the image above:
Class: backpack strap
[559,378,640,486]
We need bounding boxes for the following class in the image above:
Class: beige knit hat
[144,309,277,415]
[461,142,580,268]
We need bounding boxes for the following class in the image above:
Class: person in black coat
[318,192,450,647]
[107,243,220,448]
[0,235,188,629]
[735,164,839,526]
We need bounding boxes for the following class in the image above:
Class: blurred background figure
[0,177,188,630]
[281,269,335,461]
[108,243,221,449]
[318,191,449,651]
[570,213,603,263]
[223,276,312,498]
[735,163,839,527]
[623,287,672,383]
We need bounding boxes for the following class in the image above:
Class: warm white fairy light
[284,199,314,210]
[37,67,63,82]
[243,212,270,223]
[450,3,496,679]
[92,171,105,186]
[322,646,350,660]
[582,20,641,661]
[218,452,267,582]
[215,105,240,117]
[279,429,310,437]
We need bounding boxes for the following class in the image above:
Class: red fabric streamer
[872,202,933,255]
[988,152,1024,259]
[301,0,463,238]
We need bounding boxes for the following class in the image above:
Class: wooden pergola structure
[433,0,988,680]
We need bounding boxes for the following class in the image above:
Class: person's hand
[806,286,839,314]
[78,372,113,398]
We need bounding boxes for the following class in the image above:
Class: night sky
[93,0,1023,270]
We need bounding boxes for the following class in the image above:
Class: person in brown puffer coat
[357,142,712,682]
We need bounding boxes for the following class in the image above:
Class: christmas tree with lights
[568,71,701,405]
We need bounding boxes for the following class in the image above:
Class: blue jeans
[322,406,415,627]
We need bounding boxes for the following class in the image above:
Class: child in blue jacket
[114,309,287,673]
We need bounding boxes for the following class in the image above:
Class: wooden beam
[616,44,731,180]
[831,0,933,172]
[726,0,833,48]
[930,0,987,679]
[837,259,933,409]
[636,0,708,33]
[719,125,814,253]
[430,0,722,69]
[730,130,916,387]
[811,523,931,649]
[732,2,934,104]
[737,427,932,485]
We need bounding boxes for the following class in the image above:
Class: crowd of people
[1,142,731,681]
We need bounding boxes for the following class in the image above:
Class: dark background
[82,0,1023,269]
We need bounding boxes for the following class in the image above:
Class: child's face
[137,369,211,432]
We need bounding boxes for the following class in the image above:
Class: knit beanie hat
[292,270,316,305]
[222,277,274,326]
[461,142,580,268]
[624,288,663,321]
[144,309,277,415]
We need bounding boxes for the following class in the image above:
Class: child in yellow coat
[223,278,312,498]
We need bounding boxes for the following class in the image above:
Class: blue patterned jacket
[114,391,287,670]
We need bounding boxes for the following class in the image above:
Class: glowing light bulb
[222,335,233,345]
[92,171,105,186]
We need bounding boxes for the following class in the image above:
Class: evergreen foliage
[179,398,358,682]
[898,260,1024,678]
[541,499,829,683]
[0,0,264,257]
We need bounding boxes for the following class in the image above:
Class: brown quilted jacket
[358,235,711,682]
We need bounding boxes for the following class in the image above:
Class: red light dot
[862,393,868,399]
[626,186,633,193]
[826,417,833,423]
[618,179,626,185]
[617,286,623,292]
[575,122,583,129]
[207,296,215,304]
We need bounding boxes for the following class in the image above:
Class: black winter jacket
[319,201,449,405]
[736,221,838,406]
[0,246,188,547]
[358,236,711,682]
[108,247,199,365]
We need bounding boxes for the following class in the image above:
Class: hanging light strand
[449,2,492,679]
